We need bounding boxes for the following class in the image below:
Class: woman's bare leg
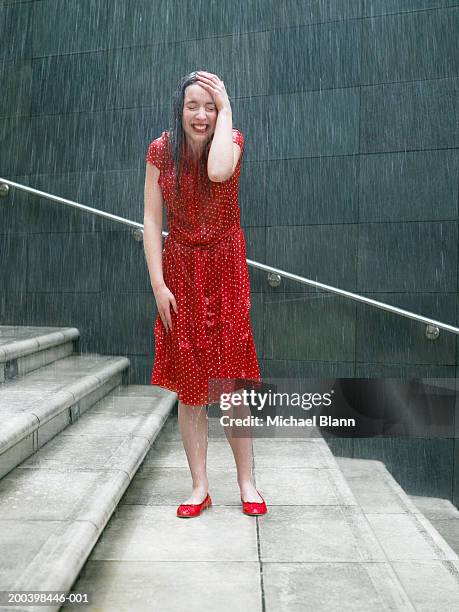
[177,401,209,504]
[221,390,263,503]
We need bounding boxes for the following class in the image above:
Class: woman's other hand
[153,284,178,332]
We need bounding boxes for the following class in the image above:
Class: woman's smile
[182,83,217,147]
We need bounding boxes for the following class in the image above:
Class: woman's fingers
[156,288,177,332]
[162,301,177,332]
[196,70,221,84]
[161,313,171,332]
[196,70,215,79]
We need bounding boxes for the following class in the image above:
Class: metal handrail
[1,177,458,336]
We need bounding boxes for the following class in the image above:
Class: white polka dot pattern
[145,128,261,406]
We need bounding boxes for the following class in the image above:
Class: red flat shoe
[176,493,212,518]
[241,489,268,516]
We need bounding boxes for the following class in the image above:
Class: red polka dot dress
[145,128,261,406]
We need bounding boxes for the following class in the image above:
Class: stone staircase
[1,325,458,611]
[335,456,459,610]
[54,424,459,611]
[0,326,176,612]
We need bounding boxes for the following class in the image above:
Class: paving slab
[262,561,414,611]
[120,466,240,506]
[137,437,238,470]
[258,505,386,563]
[252,437,338,468]
[391,560,459,612]
[90,504,258,562]
[0,519,65,589]
[255,466,357,506]
[0,468,125,521]
[62,561,262,612]
[366,512,458,561]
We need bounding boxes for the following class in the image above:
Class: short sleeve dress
[145,127,261,406]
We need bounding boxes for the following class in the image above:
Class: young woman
[144,70,267,518]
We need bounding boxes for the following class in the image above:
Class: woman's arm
[144,145,178,332]
[143,162,165,291]
[195,71,241,182]
[207,107,235,182]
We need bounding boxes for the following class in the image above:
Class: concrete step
[0,353,130,479]
[0,385,175,612]
[408,494,459,556]
[60,426,446,611]
[335,456,459,610]
[0,326,80,383]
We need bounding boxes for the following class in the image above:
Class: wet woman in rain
[144,71,267,517]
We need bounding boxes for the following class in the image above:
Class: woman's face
[182,83,218,147]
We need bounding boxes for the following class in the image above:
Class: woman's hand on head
[153,284,178,332]
[195,71,231,113]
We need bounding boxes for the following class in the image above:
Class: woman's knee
[178,401,208,417]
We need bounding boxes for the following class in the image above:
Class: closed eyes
[186,105,215,110]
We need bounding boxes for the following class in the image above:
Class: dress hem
[151,375,262,407]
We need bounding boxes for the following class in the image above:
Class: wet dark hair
[168,71,215,198]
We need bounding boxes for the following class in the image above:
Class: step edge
[0,358,130,456]
[0,327,80,362]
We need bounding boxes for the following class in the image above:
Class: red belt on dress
[166,223,242,352]
[166,223,241,249]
